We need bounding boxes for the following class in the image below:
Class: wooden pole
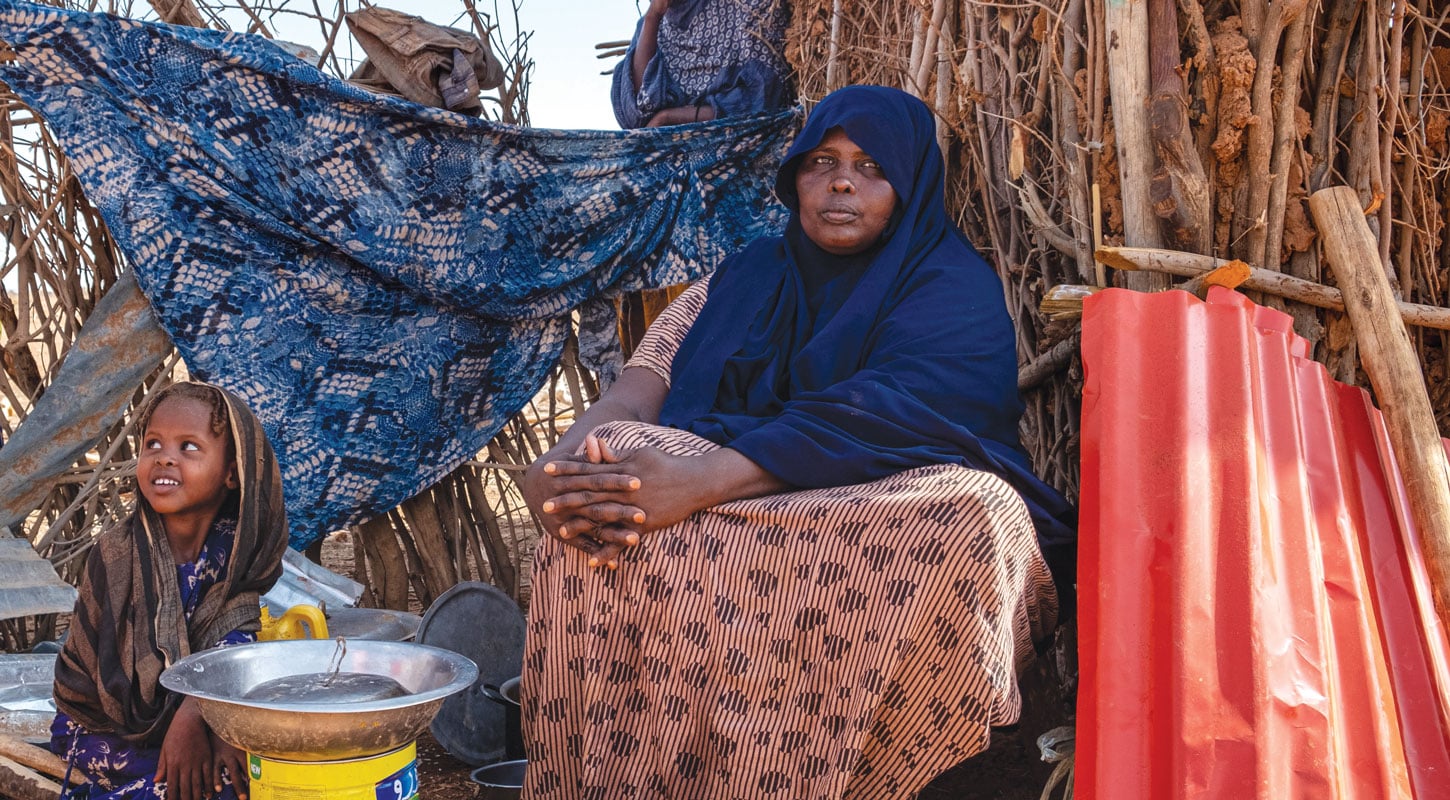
[0,754,61,800]
[0,735,74,784]
[1105,0,1169,291]
[1095,246,1450,331]
[1309,185,1450,626]
[825,0,843,90]
[1147,0,1210,253]
[355,515,411,612]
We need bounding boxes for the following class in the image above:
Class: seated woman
[612,0,793,128]
[521,85,1076,799]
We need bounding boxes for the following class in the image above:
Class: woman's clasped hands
[524,434,717,570]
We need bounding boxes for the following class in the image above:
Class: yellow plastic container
[258,604,329,641]
[247,742,417,800]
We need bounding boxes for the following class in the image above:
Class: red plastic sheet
[1077,288,1450,799]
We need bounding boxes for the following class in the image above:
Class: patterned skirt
[520,421,1057,800]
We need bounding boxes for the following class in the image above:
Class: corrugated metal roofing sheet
[0,534,77,620]
[1077,287,1450,799]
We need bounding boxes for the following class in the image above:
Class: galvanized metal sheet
[0,272,171,532]
[0,536,76,620]
[260,547,364,613]
[0,653,55,712]
[1078,287,1450,799]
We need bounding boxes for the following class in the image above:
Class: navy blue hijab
[659,85,1076,606]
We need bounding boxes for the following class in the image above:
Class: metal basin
[324,607,422,641]
[161,639,476,761]
[471,759,526,800]
[0,654,56,712]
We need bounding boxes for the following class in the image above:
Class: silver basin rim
[160,639,479,715]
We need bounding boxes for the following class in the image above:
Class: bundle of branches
[0,0,545,649]
[788,0,1450,502]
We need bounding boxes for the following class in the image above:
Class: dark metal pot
[480,676,523,760]
[470,758,526,800]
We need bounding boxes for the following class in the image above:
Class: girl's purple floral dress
[51,518,250,800]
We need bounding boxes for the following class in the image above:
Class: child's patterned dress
[51,517,250,800]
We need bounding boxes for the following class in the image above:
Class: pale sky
[487,0,642,129]
[307,0,643,130]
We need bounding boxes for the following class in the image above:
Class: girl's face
[137,396,237,523]
[793,128,899,255]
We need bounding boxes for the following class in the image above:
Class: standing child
[50,382,288,800]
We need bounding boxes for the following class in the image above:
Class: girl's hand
[211,730,249,799]
[155,698,214,800]
[521,452,593,550]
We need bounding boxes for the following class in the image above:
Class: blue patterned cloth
[0,2,794,546]
[51,518,250,800]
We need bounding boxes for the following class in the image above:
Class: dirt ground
[415,733,482,797]
[323,536,1075,799]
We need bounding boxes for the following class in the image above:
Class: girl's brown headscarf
[53,382,288,744]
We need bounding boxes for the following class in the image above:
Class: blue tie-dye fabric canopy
[0,1,795,546]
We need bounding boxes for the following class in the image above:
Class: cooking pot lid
[416,581,526,766]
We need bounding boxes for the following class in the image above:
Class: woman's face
[793,128,898,255]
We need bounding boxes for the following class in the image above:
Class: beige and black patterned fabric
[520,286,1057,799]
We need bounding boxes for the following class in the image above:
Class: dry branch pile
[0,0,549,648]
[788,0,1450,501]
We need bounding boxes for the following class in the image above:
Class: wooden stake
[826,0,843,90]
[1057,0,1096,283]
[915,0,949,98]
[1092,183,1106,287]
[1095,246,1450,331]
[933,2,953,160]
[1105,0,1168,291]
[1309,185,1450,627]
[0,735,74,784]
[1147,0,1210,253]
[1241,0,1308,266]
[356,515,410,611]
[400,494,460,604]
[0,754,61,800]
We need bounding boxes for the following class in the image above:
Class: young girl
[50,381,288,800]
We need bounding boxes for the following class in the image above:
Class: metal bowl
[323,607,422,642]
[471,759,527,800]
[160,639,477,761]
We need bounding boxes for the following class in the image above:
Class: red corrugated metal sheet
[1077,287,1450,799]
